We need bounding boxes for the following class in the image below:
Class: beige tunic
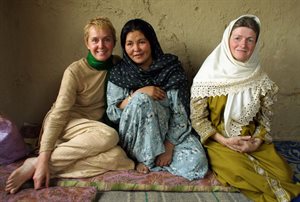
[39,57,134,178]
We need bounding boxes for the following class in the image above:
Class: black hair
[120,19,163,59]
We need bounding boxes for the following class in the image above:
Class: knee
[121,93,154,119]
[132,93,153,106]
[106,145,127,158]
[274,167,294,182]
[100,125,119,145]
[88,123,119,147]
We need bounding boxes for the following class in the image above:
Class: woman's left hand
[238,137,263,153]
[136,86,166,100]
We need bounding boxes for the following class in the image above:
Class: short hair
[83,17,116,44]
[231,16,260,40]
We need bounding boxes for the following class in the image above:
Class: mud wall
[0,0,299,140]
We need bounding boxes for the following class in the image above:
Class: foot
[136,163,150,174]
[5,157,37,194]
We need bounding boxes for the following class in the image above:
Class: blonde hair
[83,17,116,44]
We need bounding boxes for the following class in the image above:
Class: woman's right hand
[32,151,51,190]
[136,86,166,100]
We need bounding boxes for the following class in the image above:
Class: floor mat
[55,169,236,192]
[274,141,300,182]
[0,141,299,201]
[1,185,97,202]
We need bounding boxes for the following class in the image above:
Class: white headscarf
[191,14,277,137]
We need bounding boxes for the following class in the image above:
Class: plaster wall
[0,0,299,140]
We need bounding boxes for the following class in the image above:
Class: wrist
[254,138,263,146]
[164,140,175,151]
[39,151,51,161]
[212,133,226,145]
[127,94,132,102]
[127,90,135,102]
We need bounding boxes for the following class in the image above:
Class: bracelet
[127,94,132,102]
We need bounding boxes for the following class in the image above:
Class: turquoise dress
[106,81,208,180]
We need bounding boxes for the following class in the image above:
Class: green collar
[86,51,113,71]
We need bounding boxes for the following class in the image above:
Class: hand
[223,136,262,153]
[32,151,51,190]
[245,138,263,152]
[118,86,166,109]
[155,140,174,167]
[136,86,166,100]
[223,136,251,152]
[212,133,262,153]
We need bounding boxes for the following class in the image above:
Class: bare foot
[5,157,37,194]
[136,163,150,174]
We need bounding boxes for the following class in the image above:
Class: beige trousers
[49,118,134,178]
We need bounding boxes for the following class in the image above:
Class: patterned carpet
[274,141,300,182]
[0,141,299,202]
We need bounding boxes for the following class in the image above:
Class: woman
[5,17,134,194]
[106,19,208,180]
[190,15,300,202]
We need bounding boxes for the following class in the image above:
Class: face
[85,26,115,61]
[229,27,257,62]
[125,30,152,70]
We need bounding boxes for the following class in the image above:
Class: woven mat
[54,141,300,191]
[0,160,235,193]
[55,169,235,192]
[1,141,298,201]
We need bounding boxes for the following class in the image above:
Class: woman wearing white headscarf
[191,15,300,202]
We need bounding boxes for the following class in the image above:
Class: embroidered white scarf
[191,14,277,137]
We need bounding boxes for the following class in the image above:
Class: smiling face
[85,26,115,62]
[125,30,153,70]
[229,27,257,62]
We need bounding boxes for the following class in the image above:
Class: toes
[10,188,17,194]
[136,163,150,174]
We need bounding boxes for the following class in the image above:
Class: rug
[54,141,300,191]
[1,186,97,202]
[0,161,98,202]
[55,170,235,192]
[0,141,299,202]
[0,161,236,193]
[273,141,300,182]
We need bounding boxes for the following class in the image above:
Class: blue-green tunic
[106,81,208,180]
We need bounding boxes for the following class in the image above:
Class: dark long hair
[120,19,163,60]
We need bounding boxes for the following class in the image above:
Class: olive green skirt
[205,140,300,202]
